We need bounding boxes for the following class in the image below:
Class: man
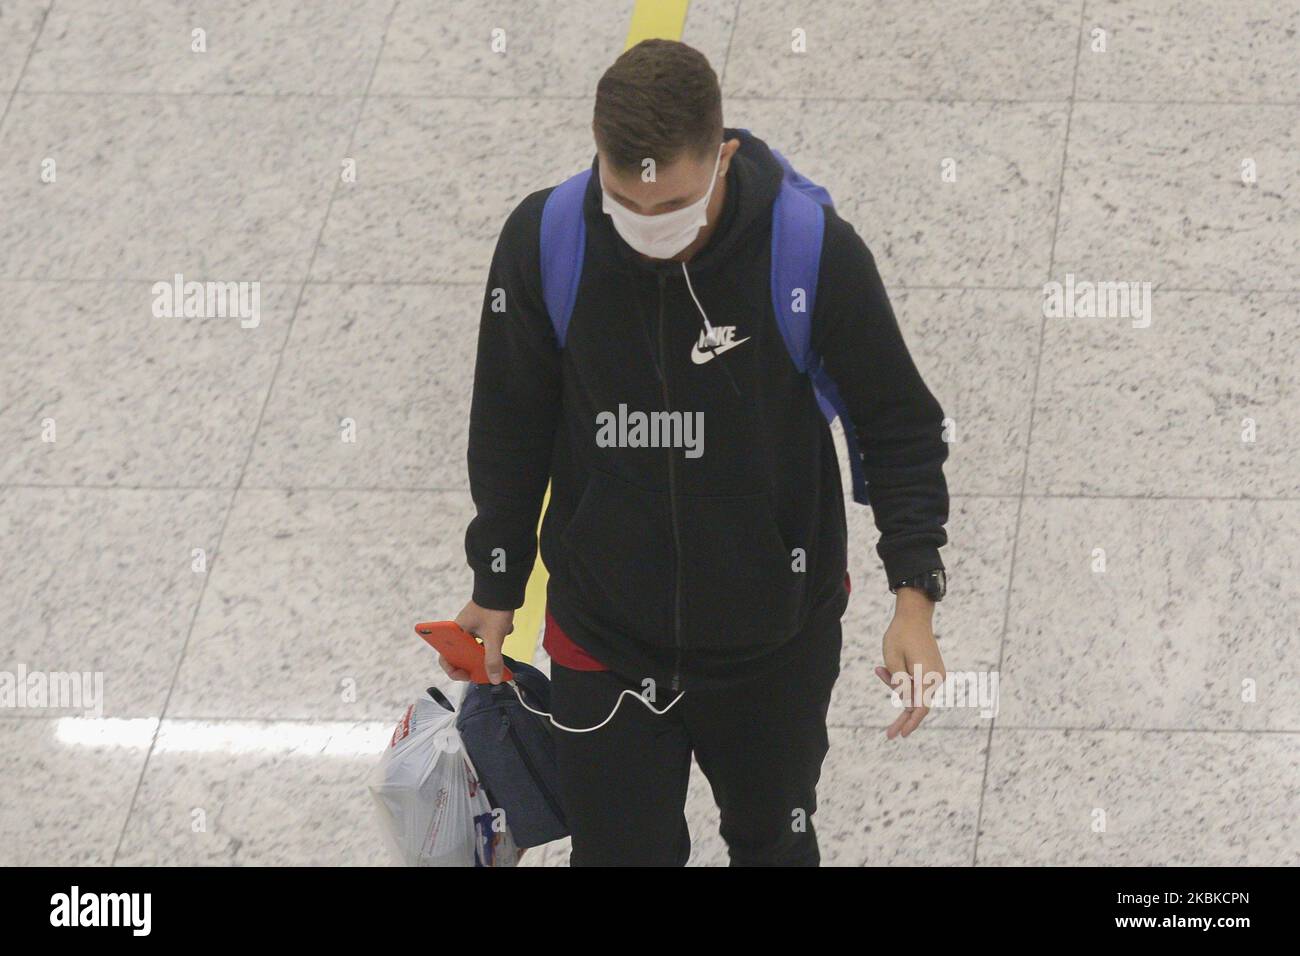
[444,39,949,866]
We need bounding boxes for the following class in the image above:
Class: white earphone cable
[681,260,716,343]
[509,680,685,734]
[681,259,742,396]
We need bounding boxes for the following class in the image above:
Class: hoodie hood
[583,127,785,277]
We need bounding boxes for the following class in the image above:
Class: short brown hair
[593,39,723,173]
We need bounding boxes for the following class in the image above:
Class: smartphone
[415,621,513,685]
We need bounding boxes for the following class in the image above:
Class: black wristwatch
[890,568,946,603]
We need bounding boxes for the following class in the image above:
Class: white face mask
[600,145,724,259]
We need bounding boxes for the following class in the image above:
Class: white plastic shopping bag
[369,686,520,867]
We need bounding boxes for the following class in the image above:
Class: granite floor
[0,1,1296,867]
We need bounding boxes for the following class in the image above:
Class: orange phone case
[415,621,513,685]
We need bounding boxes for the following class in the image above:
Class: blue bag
[538,131,869,505]
[454,656,568,848]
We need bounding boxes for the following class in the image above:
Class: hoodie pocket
[676,491,805,650]
[559,469,675,646]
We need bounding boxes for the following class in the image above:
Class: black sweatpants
[549,617,842,866]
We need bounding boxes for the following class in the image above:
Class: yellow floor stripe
[625,0,691,47]
[501,0,691,663]
[500,485,550,662]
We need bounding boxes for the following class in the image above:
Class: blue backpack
[538,133,869,504]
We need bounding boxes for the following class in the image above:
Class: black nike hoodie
[465,128,949,691]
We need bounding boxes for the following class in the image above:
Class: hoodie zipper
[656,272,685,692]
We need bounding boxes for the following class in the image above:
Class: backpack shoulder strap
[769,151,871,504]
[538,168,591,348]
[769,166,826,382]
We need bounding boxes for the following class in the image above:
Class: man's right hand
[444,601,515,684]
